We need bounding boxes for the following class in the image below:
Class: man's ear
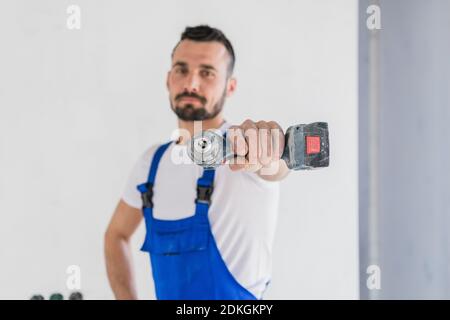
[226,77,237,97]
[166,71,171,91]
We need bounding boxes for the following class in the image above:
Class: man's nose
[184,74,200,93]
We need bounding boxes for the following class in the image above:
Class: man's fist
[226,119,285,173]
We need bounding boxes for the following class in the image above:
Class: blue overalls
[137,141,257,300]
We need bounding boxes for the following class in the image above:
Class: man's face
[167,40,236,121]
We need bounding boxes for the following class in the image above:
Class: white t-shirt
[122,122,280,299]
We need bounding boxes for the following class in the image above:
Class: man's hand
[226,119,290,181]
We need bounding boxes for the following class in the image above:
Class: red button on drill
[306,136,321,154]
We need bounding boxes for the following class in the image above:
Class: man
[104,25,290,300]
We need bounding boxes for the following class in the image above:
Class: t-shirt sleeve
[121,144,159,209]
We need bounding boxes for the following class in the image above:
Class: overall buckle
[195,185,214,205]
[141,183,154,208]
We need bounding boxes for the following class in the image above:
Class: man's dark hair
[172,25,235,75]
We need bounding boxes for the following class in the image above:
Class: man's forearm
[256,159,290,182]
[104,232,138,300]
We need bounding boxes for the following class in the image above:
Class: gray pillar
[359,0,450,299]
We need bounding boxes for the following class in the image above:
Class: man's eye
[175,68,188,75]
[201,70,214,78]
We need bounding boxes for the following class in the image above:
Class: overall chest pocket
[141,218,210,255]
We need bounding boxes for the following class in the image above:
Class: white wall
[0,0,358,299]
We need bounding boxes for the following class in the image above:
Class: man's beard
[171,90,226,121]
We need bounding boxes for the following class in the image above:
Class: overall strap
[194,168,216,217]
[137,141,172,210]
